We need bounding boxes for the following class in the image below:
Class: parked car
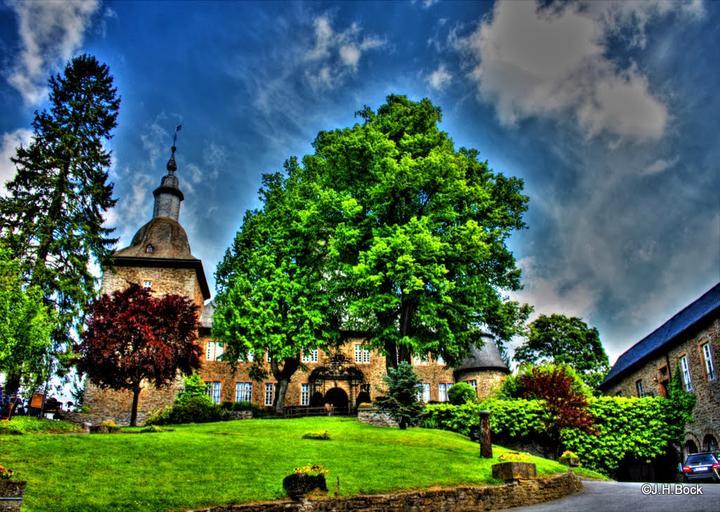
[680,452,720,482]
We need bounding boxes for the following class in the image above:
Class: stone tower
[83,142,210,426]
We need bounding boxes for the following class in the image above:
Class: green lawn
[1,417,602,512]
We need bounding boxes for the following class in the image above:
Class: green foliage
[499,363,592,400]
[447,382,477,405]
[666,363,696,443]
[423,394,687,477]
[375,362,423,429]
[213,160,342,412]
[176,373,211,406]
[310,96,531,365]
[0,54,120,357]
[420,399,552,441]
[514,314,609,392]
[561,396,684,476]
[0,245,56,388]
[145,395,228,426]
[301,431,331,440]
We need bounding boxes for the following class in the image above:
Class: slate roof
[455,335,510,374]
[601,282,720,389]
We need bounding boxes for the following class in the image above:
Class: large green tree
[0,54,120,378]
[514,314,610,390]
[0,245,56,391]
[303,95,530,369]
[213,161,342,413]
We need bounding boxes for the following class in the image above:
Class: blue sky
[0,0,718,363]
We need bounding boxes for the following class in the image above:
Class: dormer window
[143,280,152,289]
[145,244,154,253]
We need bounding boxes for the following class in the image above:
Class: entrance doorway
[324,387,349,410]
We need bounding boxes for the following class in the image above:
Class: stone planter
[282,473,327,501]
[0,480,26,512]
[492,462,537,482]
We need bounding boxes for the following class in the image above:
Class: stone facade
[192,472,582,512]
[603,316,720,457]
[198,335,507,412]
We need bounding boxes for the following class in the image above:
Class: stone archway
[684,439,698,459]
[703,434,718,452]
[324,387,349,409]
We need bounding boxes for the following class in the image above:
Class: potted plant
[559,450,581,467]
[282,464,328,501]
[0,464,26,512]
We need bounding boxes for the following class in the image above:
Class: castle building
[86,145,509,425]
[600,283,720,458]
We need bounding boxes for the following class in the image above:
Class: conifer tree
[0,54,120,381]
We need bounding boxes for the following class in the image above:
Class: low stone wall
[193,472,582,512]
[356,407,399,428]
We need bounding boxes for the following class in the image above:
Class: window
[206,341,224,361]
[145,244,154,254]
[302,349,318,363]
[417,383,430,402]
[467,380,477,391]
[635,379,644,397]
[264,383,275,406]
[235,382,252,402]
[679,355,693,392]
[266,352,272,363]
[143,280,152,288]
[702,343,715,381]
[438,383,451,402]
[300,384,311,406]
[238,352,254,363]
[206,381,221,404]
[354,344,371,364]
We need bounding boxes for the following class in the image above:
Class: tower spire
[152,125,184,221]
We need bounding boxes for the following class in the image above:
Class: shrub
[176,373,212,406]
[420,399,552,441]
[559,450,580,466]
[375,362,423,429]
[560,396,688,476]
[448,382,477,405]
[302,431,331,440]
[146,395,227,425]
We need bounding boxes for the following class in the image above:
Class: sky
[0,0,718,365]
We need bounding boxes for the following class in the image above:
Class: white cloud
[457,0,702,140]
[5,0,100,105]
[642,156,678,176]
[0,129,32,196]
[511,257,601,321]
[304,15,384,91]
[426,64,452,91]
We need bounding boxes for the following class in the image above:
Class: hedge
[421,395,688,476]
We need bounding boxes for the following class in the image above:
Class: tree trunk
[4,373,21,398]
[129,384,141,427]
[271,357,300,414]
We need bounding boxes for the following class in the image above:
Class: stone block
[491,462,537,482]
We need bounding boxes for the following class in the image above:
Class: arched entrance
[324,387,349,409]
[703,434,718,453]
[684,440,698,459]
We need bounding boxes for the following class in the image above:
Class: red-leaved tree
[518,365,595,434]
[77,284,201,425]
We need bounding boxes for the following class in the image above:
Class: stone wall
[357,407,399,428]
[192,472,582,512]
[604,317,720,454]
[198,337,507,410]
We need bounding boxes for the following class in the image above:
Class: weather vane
[172,124,182,148]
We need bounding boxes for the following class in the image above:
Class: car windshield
[686,454,716,465]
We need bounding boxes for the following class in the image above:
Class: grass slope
[1,417,602,512]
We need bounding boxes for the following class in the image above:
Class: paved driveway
[509,480,719,512]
